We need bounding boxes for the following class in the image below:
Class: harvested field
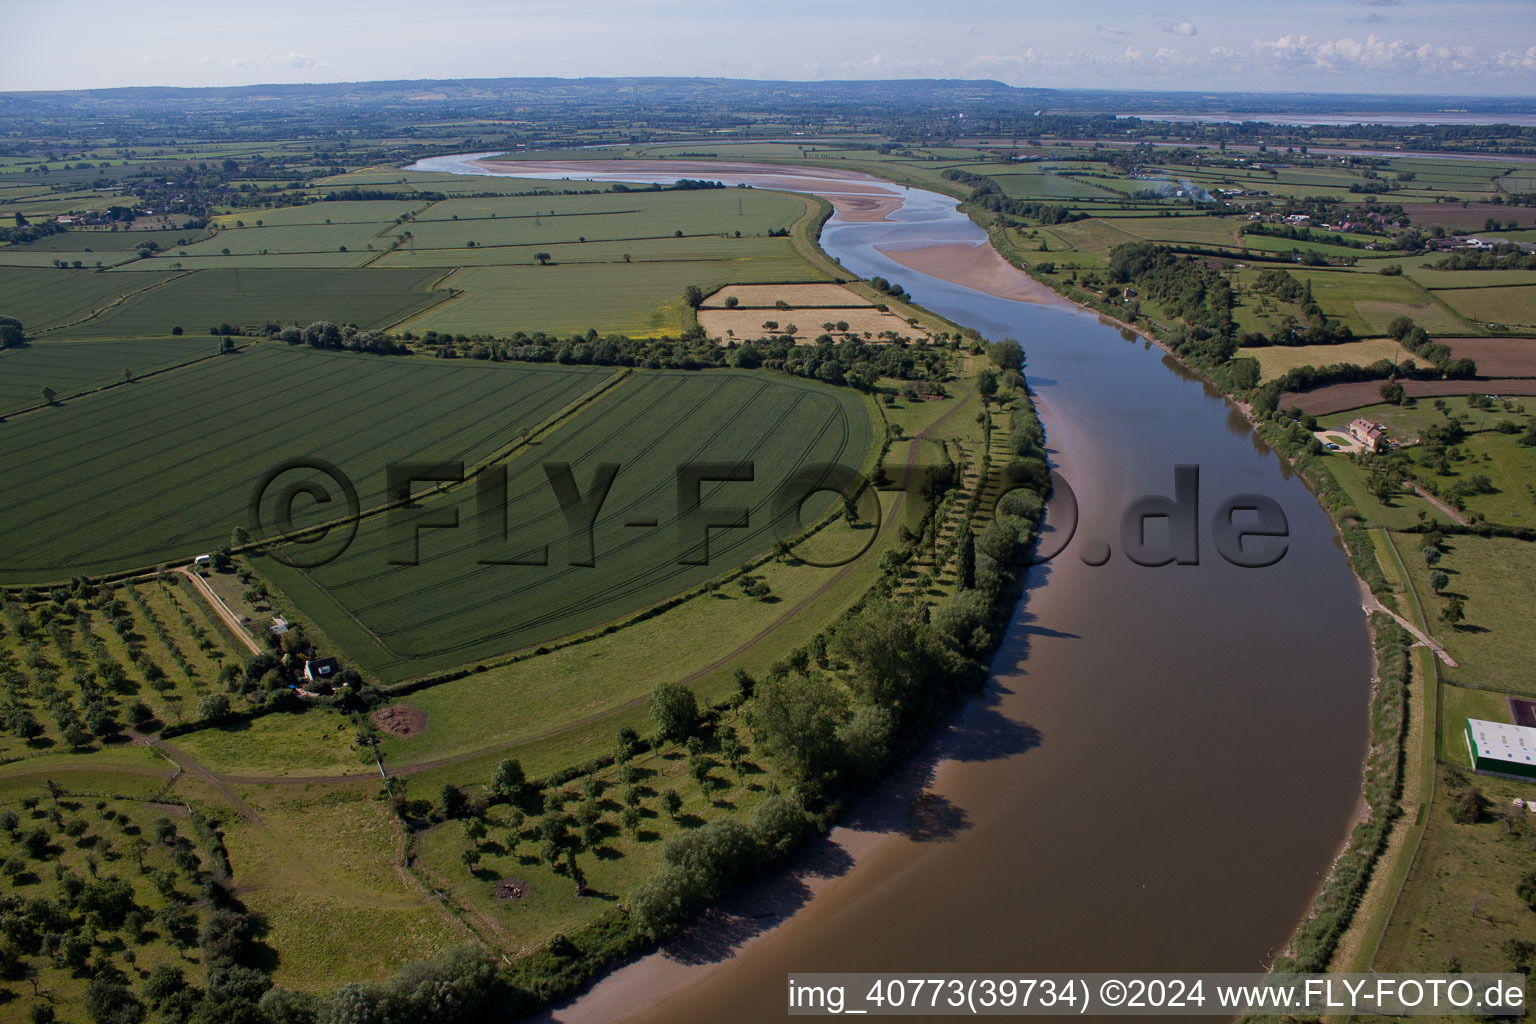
[1250,338,1431,382]
[702,283,871,309]
[372,704,429,739]
[1282,377,1536,416]
[698,306,928,343]
[1442,337,1536,377]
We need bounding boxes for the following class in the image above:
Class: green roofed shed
[1464,718,1536,781]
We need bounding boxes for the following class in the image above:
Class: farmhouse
[1348,418,1389,452]
[303,656,340,684]
[1464,718,1536,780]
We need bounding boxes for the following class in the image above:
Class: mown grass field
[1392,531,1536,698]
[255,368,873,680]
[0,346,612,582]
[1434,284,1536,329]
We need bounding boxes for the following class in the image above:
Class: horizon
[0,74,1532,105]
[4,0,1533,97]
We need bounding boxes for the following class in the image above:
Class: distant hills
[1,77,1530,118]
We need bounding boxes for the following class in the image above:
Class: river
[410,155,1376,1022]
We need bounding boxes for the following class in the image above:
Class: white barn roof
[1467,719,1536,769]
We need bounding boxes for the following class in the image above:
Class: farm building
[303,656,340,684]
[1464,718,1536,780]
[1348,418,1389,452]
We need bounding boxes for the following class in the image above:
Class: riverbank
[960,198,1407,978]
[410,153,1375,1022]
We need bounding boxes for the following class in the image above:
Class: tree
[1428,570,1449,594]
[990,338,1026,373]
[683,284,704,309]
[1441,595,1466,628]
[439,783,468,819]
[40,386,56,404]
[84,978,145,1024]
[460,848,481,872]
[661,788,683,820]
[956,523,976,590]
[649,682,699,743]
[533,252,551,266]
[615,725,639,763]
[197,693,230,721]
[490,758,526,803]
[974,368,997,403]
[1452,786,1485,824]
[749,672,848,790]
[1517,868,1536,912]
[0,316,24,348]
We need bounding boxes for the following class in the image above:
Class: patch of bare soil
[372,704,429,739]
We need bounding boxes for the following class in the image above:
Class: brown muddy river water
[411,156,1375,1022]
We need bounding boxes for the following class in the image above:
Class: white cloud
[1153,15,1197,37]
[1234,34,1484,76]
[195,52,326,71]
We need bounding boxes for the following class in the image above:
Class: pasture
[255,368,874,680]
[1292,269,1473,336]
[0,346,612,582]
[1434,284,1536,328]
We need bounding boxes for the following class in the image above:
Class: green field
[257,368,873,679]
[1392,531,1536,698]
[0,337,226,412]
[1292,268,1474,336]
[0,574,253,761]
[0,347,612,581]
[56,267,445,336]
[401,255,826,336]
[0,267,181,332]
[1434,284,1536,328]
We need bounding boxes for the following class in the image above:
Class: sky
[2,0,1533,97]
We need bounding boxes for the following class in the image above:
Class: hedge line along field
[41,268,446,337]
[0,337,226,413]
[257,369,873,680]
[0,346,613,582]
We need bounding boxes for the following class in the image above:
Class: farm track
[178,567,262,656]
